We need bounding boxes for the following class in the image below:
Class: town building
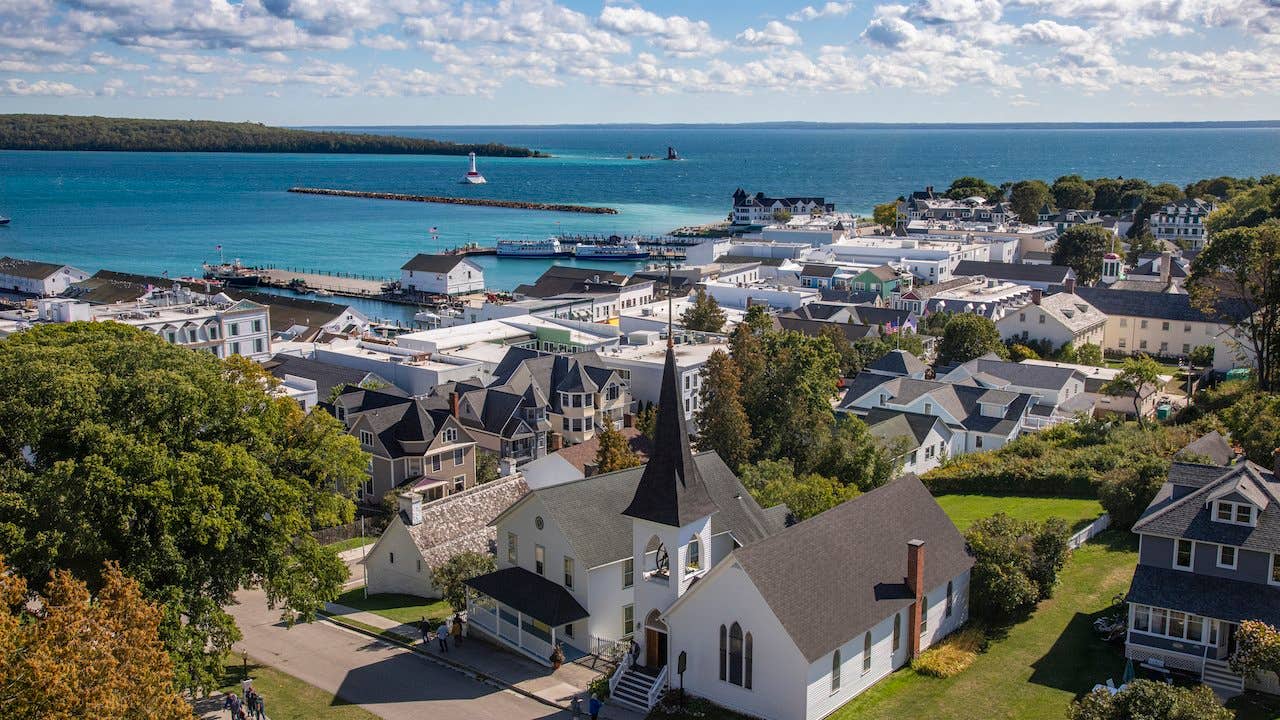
[996,289,1107,350]
[731,188,834,226]
[0,256,89,296]
[400,254,485,296]
[815,236,993,284]
[1126,456,1280,697]
[519,427,651,490]
[311,338,486,396]
[939,355,1091,427]
[1150,199,1216,250]
[599,338,727,425]
[865,408,954,475]
[952,261,1076,292]
[1071,287,1251,370]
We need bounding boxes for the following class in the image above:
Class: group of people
[222,678,266,720]
[421,612,467,652]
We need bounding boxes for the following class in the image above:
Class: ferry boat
[574,239,650,260]
[496,237,571,258]
[461,152,487,184]
[201,259,263,288]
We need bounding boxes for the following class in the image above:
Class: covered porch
[465,566,591,667]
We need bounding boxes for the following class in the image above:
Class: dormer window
[359,430,374,447]
[1213,500,1256,526]
[443,427,458,443]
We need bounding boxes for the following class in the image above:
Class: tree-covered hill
[0,114,544,157]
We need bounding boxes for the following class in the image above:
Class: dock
[254,267,391,297]
[288,187,618,215]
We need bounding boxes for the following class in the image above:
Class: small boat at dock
[0,216,9,226]
[202,259,263,288]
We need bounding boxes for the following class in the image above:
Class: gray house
[1126,458,1280,696]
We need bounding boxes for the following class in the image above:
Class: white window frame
[622,558,634,589]
[1174,539,1194,571]
[1217,544,1237,570]
[359,430,374,447]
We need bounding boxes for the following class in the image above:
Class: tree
[1204,175,1280,233]
[1075,343,1104,367]
[1027,517,1071,601]
[1185,175,1255,202]
[1052,177,1095,210]
[945,176,1001,201]
[742,460,858,521]
[1009,343,1040,361]
[1070,680,1231,720]
[873,202,899,230]
[1125,232,1163,265]
[1052,225,1114,285]
[680,288,727,333]
[1230,620,1280,679]
[1090,178,1127,213]
[1009,180,1053,223]
[0,558,195,720]
[1188,344,1215,369]
[749,331,842,469]
[595,417,642,474]
[1102,354,1164,428]
[921,311,952,336]
[694,350,756,472]
[634,402,659,442]
[433,551,496,612]
[817,414,902,491]
[476,451,501,484]
[772,209,792,223]
[965,514,1072,621]
[1190,221,1280,389]
[0,323,367,693]
[938,314,1008,364]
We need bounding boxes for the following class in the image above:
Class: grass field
[830,531,1137,720]
[217,660,378,720]
[324,536,374,553]
[935,494,1104,532]
[332,588,453,626]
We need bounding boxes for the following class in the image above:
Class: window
[863,632,873,674]
[831,650,841,692]
[1140,320,1148,329]
[623,558,634,589]
[1236,504,1253,523]
[745,632,753,689]
[687,538,701,571]
[1139,340,1148,350]
[1039,314,1046,324]
[623,605,634,637]
[729,623,744,686]
[1184,324,1192,333]
[432,455,442,472]
[253,319,263,333]
[1131,605,1207,643]
[453,448,464,466]
[1119,339,1127,349]
[946,581,953,617]
[453,476,465,492]
[1215,501,1256,526]
[893,613,901,652]
[359,430,374,446]
[924,402,932,414]
[562,417,569,431]
[416,558,421,573]
[443,427,458,443]
[507,532,518,564]
[719,625,727,681]
[1175,539,1194,570]
[1019,312,1026,322]
[975,436,984,449]
[535,545,545,575]
[1217,544,1237,569]
[1272,553,1280,585]
[229,323,240,337]
[209,326,219,339]
[1162,321,1170,331]
[564,556,575,589]
[1120,318,1128,327]
[389,552,395,564]
[920,595,928,635]
[254,338,264,354]
[564,622,573,638]
[231,341,241,355]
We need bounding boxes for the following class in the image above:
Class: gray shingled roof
[404,476,529,569]
[953,261,1073,284]
[401,254,468,273]
[732,475,973,663]
[264,354,376,399]
[1072,287,1250,324]
[1127,564,1280,627]
[954,357,1083,392]
[518,451,783,570]
[801,264,839,278]
[0,256,73,280]
[1175,431,1235,466]
[1133,462,1280,553]
[1167,462,1232,488]
[864,409,942,450]
[867,349,926,378]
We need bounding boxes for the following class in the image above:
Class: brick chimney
[397,491,423,526]
[1064,277,1076,295]
[1271,448,1280,477]
[549,432,564,452]
[907,539,926,658]
[449,391,460,418]
[1031,288,1043,306]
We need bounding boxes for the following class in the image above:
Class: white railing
[1068,513,1112,549]
[647,664,668,709]
[522,631,552,662]
[470,605,497,634]
[609,650,633,699]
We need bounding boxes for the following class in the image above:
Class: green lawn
[935,494,1104,532]
[324,536,374,553]
[217,659,378,720]
[332,588,453,626]
[831,531,1137,720]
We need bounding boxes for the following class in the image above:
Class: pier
[288,187,618,214]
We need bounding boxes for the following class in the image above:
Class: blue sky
[2,0,1279,124]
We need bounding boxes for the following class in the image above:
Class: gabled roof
[343,388,461,459]
[1133,461,1280,553]
[839,373,1034,436]
[622,344,718,527]
[867,349,927,378]
[864,409,945,450]
[0,256,79,280]
[801,264,838,278]
[1072,287,1250,324]
[398,475,529,569]
[225,290,360,335]
[262,354,381,399]
[1175,431,1235,466]
[731,475,973,662]
[401,254,468,273]
[948,356,1083,392]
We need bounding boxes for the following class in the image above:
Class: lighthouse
[462,152,487,184]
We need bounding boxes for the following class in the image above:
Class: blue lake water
[2,125,1279,315]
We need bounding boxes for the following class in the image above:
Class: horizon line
[301,120,1280,131]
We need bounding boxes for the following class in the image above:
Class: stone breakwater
[288,187,618,214]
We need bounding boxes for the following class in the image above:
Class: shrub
[1069,679,1231,720]
[966,514,1072,621]
[911,626,985,678]
[587,674,611,700]
[1097,456,1170,529]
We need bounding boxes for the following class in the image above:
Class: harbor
[287,187,619,214]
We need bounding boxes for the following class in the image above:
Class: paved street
[229,589,569,720]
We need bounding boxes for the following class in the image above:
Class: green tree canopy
[1052,224,1115,284]
[1075,343,1104,367]
[0,323,366,693]
[1069,680,1231,720]
[741,459,858,521]
[433,551,496,612]
[1009,180,1053,223]
[1102,354,1165,428]
[1089,178,1127,213]
[680,288,727,333]
[1205,174,1280,234]
[1185,175,1255,202]
[965,513,1071,621]
[1098,457,1171,530]
[817,414,902,491]
[873,202,899,230]
[1052,177,1095,210]
[945,176,1001,201]
[694,350,755,472]
[938,314,1008,364]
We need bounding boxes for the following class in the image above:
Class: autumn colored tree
[694,350,755,471]
[0,558,195,720]
[872,202,899,230]
[595,416,643,474]
[680,288,727,333]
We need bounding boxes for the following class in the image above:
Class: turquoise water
[3,125,1279,301]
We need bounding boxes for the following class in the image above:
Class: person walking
[436,621,450,652]
[420,616,430,646]
[451,612,464,648]
[588,692,603,720]
[222,692,241,720]
[253,692,266,720]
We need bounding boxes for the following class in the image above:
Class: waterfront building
[731,188,834,226]
[899,187,1012,224]
[1150,198,1216,250]
[400,254,485,296]
[0,256,89,296]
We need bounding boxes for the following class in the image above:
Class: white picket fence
[1067,513,1112,549]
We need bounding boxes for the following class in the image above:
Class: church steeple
[621,331,717,528]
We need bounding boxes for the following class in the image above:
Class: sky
[2,0,1280,125]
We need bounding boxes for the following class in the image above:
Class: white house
[1150,198,1215,250]
[864,409,954,475]
[0,256,89,296]
[996,289,1107,351]
[400,254,485,296]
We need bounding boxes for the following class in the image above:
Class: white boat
[575,239,650,260]
[461,152,487,184]
[496,237,571,258]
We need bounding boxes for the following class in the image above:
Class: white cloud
[2,77,86,95]
[736,21,802,48]
[787,2,854,22]
[597,6,726,56]
[362,33,407,50]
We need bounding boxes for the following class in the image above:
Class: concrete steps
[611,668,660,711]
[1202,658,1244,698]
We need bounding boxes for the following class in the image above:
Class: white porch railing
[609,649,634,698]
[647,664,669,708]
[470,604,497,634]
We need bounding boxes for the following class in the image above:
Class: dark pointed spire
[621,341,717,527]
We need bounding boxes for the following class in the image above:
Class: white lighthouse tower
[462,152,487,184]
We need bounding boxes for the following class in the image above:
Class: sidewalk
[322,601,641,720]
[337,545,373,590]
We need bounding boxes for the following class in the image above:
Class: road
[228,589,568,720]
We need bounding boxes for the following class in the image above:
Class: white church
[464,338,974,719]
